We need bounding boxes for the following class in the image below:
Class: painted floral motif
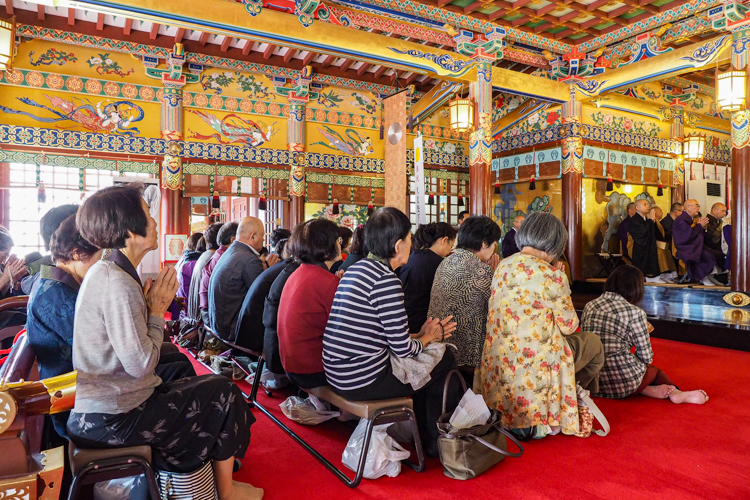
[591,111,662,137]
[509,109,561,137]
[122,84,138,99]
[199,71,271,98]
[86,53,134,78]
[26,71,44,87]
[423,138,465,155]
[45,74,65,90]
[312,204,369,227]
[349,91,378,114]
[640,85,662,101]
[707,135,730,152]
[691,96,706,111]
[29,48,77,67]
[4,70,24,85]
[493,93,523,122]
[317,89,344,109]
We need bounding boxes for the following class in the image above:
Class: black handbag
[436,370,523,480]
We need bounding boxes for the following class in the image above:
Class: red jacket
[277,263,339,374]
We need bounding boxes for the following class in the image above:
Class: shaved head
[237,216,265,251]
[711,202,727,220]
[635,199,650,216]
[684,199,701,217]
[627,202,636,216]
[513,215,525,230]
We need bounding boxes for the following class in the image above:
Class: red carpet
[189,339,750,499]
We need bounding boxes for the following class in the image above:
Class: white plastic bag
[342,418,411,479]
[280,395,340,425]
[93,475,148,500]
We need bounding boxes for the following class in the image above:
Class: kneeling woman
[277,218,341,388]
[67,184,262,500]
[323,207,458,454]
[581,265,708,404]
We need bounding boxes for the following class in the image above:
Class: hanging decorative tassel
[332,198,340,215]
[38,181,46,204]
[212,190,220,209]
[529,176,536,191]
[259,171,268,211]
[367,200,374,216]
[457,194,464,207]
[606,176,613,192]
[428,194,435,205]
[657,182,664,197]
[494,181,501,195]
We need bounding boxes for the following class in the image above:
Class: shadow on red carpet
[187,339,750,499]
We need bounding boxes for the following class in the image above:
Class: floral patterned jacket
[476,253,580,435]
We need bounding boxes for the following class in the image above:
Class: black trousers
[333,348,460,450]
[288,371,327,389]
[68,375,255,473]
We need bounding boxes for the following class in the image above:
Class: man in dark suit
[208,216,279,341]
[618,202,636,261]
[501,215,524,258]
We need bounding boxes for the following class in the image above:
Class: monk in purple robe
[673,199,719,286]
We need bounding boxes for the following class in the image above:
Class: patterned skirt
[68,374,255,473]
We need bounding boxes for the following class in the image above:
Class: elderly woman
[428,216,500,382]
[477,212,604,437]
[0,229,26,299]
[67,184,262,500]
[337,224,366,273]
[397,222,457,334]
[278,219,341,389]
[323,207,458,455]
[26,215,102,438]
[581,265,708,404]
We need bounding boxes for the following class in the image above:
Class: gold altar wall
[490,179,562,236]
[581,177,672,278]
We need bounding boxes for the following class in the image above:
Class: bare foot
[669,389,709,404]
[228,481,264,500]
[641,384,674,399]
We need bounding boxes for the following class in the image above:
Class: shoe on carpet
[701,276,717,286]
[645,276,665,283]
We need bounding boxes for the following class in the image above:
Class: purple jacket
[673,211,704,263]
[175,251,202,300]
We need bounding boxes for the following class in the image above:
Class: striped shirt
[323,258,423,391]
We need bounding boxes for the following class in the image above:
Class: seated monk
[628,200,663,283]
[672,199,720,286]
[704,202,727,270]
[653,206,677,281]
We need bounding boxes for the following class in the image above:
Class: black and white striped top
[323,258,423,391]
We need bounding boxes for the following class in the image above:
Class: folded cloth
[390,342,447,390]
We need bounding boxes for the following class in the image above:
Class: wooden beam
[67,8,76,26]
[149,22,160,40]
[357,62,371,76]
[373,65,388,79]
[96,13,105,31]
[199,31,210,46]
[242,39,253,55]
[174,27,185,44]
[339,59,354,72]
[5,1,13,16]
[437,0,452,6]
[321,55,335,68]
[37,4,45,21]
[390,71,398,82]
[302,51,316,66]
[263,44,276,59]
[463,1,484,14]
[283,48,297,63]
[404,72,419,85]
[123,18,133,36]
[220,36,232,52]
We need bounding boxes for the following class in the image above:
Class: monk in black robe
[629,199,662,282]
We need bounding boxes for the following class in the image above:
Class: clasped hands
[412,315,457,348]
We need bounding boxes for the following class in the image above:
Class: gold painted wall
[0,86,161,138]
[184,108,286,149]
[491,179,562,235]
[581,177,672,278]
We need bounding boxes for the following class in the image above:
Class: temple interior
[1,0,749,498]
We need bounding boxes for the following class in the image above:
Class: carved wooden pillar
[561,87,583,281]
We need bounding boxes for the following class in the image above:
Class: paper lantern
[716,69,746,113]
[449,96,474,132]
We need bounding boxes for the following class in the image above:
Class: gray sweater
[72,257,164,414]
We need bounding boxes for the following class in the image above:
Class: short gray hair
[515,212,567,259]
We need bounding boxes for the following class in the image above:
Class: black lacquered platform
[572,281,750,352]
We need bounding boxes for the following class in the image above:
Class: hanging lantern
[529,176,536,191]
[332,198,340,215]
[683,133,705,161]
[716,69,746,113]
[0,17,14,71]
[212,190,220,209]
[37,181,46,204]
[657,181,664,197]
[448,95,474,132]
[494,181,501,195]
